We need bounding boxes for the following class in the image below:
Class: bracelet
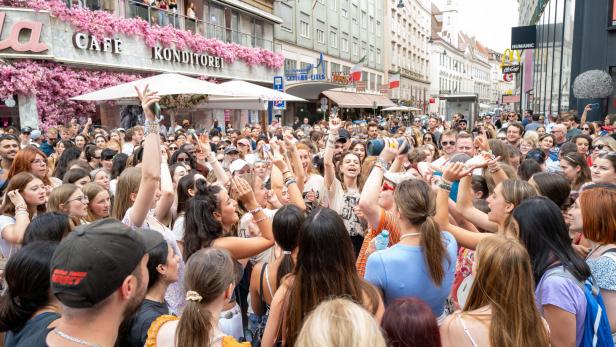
[14,204,27,211]
[437,179,452,191]
[14,210,29,217]
[284,179,297,187]
[282,170,291,176]
[144,122,160,136]
[373,164,386,173]
[253,215,268,224]
[375,158,390,171]
[440,177,452,186]
[249,207,263,215]
[488,164,501,173]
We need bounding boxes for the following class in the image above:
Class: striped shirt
[356,208,400,278]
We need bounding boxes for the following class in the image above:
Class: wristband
[253,215,268,224]
[437,179,452,191]
[249,207,263,215]
[375,158,390,171]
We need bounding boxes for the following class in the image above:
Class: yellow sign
[501,49,522,68]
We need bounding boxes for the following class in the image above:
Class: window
[330,0,337,11]
[376,49,381,64]
[279,3,293,32]
[330,31,338,48]
[341,37,349,51]
[341,8,348,17]
[369,17,374,32]
[376,20,381,36]
[361,45,366,59]
[300,21,310,38]
[331,62,341,72]
[251,19,264,48]
[284,59,297,72]
[353,40,359,55]
[300,62,311,70]
[361,11,367,28]
[317,29,325,43]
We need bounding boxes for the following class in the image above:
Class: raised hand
[134,84,160,121]
[231,176,256,206]
[442,162,473,182]
[329,115,342,134]
[474,135,490,152]
[7,190,26,209]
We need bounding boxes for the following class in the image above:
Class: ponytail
[272,205,304,287]
[176,300,213,347]
[276,252,295,288]
[420,216,447,285]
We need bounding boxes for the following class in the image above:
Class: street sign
[503,73,514,82]
[273,76,285,110]
[320,97,328,111]
[502,65,521,74]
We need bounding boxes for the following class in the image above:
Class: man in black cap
[19,126,32,149]
[333,128,351,162]
[46,219,149,347]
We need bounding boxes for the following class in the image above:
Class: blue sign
[273,76,285,109]
[284,52,327,82]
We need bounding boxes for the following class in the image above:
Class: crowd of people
[0,86,616,347]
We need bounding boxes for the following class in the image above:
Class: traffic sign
[273,76,285,109]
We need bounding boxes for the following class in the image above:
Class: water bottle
[374,230,390,251]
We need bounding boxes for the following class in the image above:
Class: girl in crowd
[350,140,367,163]
[262,208,384,346]
[74,134,87,152]
[23,212,72,245]
[572,134,593,164]
[324,116,365,255]
[169,163,189,188]
[568,184,616,338]
[82,182,111,222]
[539,134,555,156]
[0,242,60,346]
[293,143,324,211]
[94,134,107,149]
[151,248,250,347]
[519,137,536,157]
[296,298,386,347]
[440,236,550,347]
[100,149,117,173]
[592,152,616,185]
[365,179,457,318]
[53,147,82,180]
[528,172,571,209]
[47,184,89,225]
[62,168,91,188]
[592,136,616,162]
[559,152,592,192]
[8,146,60,188]
[171,172,205,251]
[85,145,102,171]
[0,172,47,257]
[382,297,441,347]
[109,152,128,195]
[90,167,111,191]
[127,229,180,347]
[48,140,74,174]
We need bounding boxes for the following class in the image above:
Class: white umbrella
[382,105,421,112]
[70,73,234,101]
[212,80,307,102]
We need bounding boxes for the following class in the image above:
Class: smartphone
[149,102,161,116]
[590,103,600,110]
[263,144,271,153]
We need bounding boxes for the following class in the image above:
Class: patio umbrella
[210,80,307,102]
[382,105,421,112]
[70,73,234,101]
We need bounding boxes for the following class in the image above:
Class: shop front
[0,6,283,130]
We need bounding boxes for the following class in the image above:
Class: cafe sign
[331,72,350,85]
[285,52,326,81]
[151,46,224,69]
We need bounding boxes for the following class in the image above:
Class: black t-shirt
[126,299,172,347]
[4,311,60,347]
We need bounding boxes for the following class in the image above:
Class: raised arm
[154,155,175,222]
[456,174,498,233]
[358,138,397,227]
[323,115,342,191]
[268,143,305,211]
[201,134,229,185]
[213,177,274,260]
[285,139,305,193]
[129,85,162,227]
[1,190,31,244]
[580,104,591,125]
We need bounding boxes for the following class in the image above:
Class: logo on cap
[52,269,87,286]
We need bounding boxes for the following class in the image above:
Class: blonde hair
[111,167,142,220]
[296,298,386,347]
[523,130,539,144]
[82,182,109,222]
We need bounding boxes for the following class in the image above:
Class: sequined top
[587,252,616,291]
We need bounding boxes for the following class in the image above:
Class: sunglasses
[441,141,456,146]
[177,157,190,162]
[581,127,590,131]
[594,144,607,150]
[381,181,395,192]
[169,146,178,150]
[65,196,88,204]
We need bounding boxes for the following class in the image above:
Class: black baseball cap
[50,219,146,308]
[21,126,32,134]
[337,129,351,143]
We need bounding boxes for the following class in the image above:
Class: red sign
[429,98,436,104]
[0,12,48,53]
[502,95,520,104]
[503,73,514,82]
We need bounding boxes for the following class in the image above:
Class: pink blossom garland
[2,0,285,69]
[0,60,140,126]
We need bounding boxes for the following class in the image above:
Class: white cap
[229,159,250,174]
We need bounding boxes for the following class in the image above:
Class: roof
[322,90,395,108]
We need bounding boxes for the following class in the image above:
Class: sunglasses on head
[381,181,395,192]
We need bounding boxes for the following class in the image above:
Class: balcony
[81,0,281,52]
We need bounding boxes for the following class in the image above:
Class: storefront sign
[285,52,326,81]
[331,72,350,85]
[72,32,122,54]
[511,25,536,50]
[500,49,522,68]
[151,46,224,69]
[0,12,48,53]
[502,95,520,103]
[502,65,520,74]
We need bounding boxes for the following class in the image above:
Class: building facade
[384,0,431,111]
[0,0,284,130]
[487,50,516,110]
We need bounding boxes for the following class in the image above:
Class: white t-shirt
[122,143,134,155]
[327,179,365,237]
[238,208,277,265]
[303,174,326,209]
[0,215,18,259]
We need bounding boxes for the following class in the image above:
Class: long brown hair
[111,167,142,220]
[561,152,592,190]
[394,179,449,284]
[0,172,46,218]
[463,236,550,347]
[335,151,364,192]
[499,179,538,234]
[176,247,235,347]
[285,208,379,346]
[7,146,51,186]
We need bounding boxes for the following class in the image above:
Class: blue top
[365,231,458,316]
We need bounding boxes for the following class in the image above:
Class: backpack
[539,265,615,347]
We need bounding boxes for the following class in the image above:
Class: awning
[322,90,395,108]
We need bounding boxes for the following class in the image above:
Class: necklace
[399,232,421,240]
[53,329,102,347]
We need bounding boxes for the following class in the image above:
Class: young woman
[53,147,82,180]
[94,134,107,149]
[151,248,250,347]
[47,184,89,225]
[0,242,61,346]
[74,134,87,151]
[296,298,386,347]
[592,152,616,185]
[513,197,595,347]
[382,297,441,347]
[0,172,47,257]
[568,184,616,338]
[539,134,555,155]
[592,136,616,162]
[350,140,367,163]
[440,236,550,347]
[559,152,592,192]
[62,168,92,188]
[365,179,457,318]
[295,143,324,211]
[85,145,102,170]
[8,146,60,187]
[324,116,365,255]
[82,182,111,222]
[262,208,384,347]
[171,172,205,250]
[126,229,180,347]
[572,134,593,164]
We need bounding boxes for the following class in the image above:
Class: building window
[284,59,297,72]
[330,0,337,11]
[341,8,348,17]
[376,49,381,64]
[279,3,293,32]
[317,29,325,43]
[341,37,349,52]
[300,62,311,70]
[361,11,367,28]
[331,62,340,72]
[376,20,381,36]
[369,17,374,33]
[361,45,366,59]
[353,40,358,56]
[330,31,338,48]
[300,21,310,38]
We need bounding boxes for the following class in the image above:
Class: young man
[455,132,475,157]
[432,130,458,167]
[46,219,148,347]
[367,122,380,140]
[122,126,144,155]
[0,134,19,195]
[427,116,442,144]
[561,113,581,140]
[506,123,524,147]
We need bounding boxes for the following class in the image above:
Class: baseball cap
[141,228,166,253]
[237,138,251,147]
[116,128,126,133]
[224,145,239,155]
[50,219,146,308]
[30,129,41,140]
[21,126,32,134]
[383,171,416,185]
[230,159,250,174]
[337,129,351,143]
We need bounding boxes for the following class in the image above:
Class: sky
[431,0,519,52]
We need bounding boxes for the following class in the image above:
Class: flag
[349,56,366,83]
[389,70,400,89]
